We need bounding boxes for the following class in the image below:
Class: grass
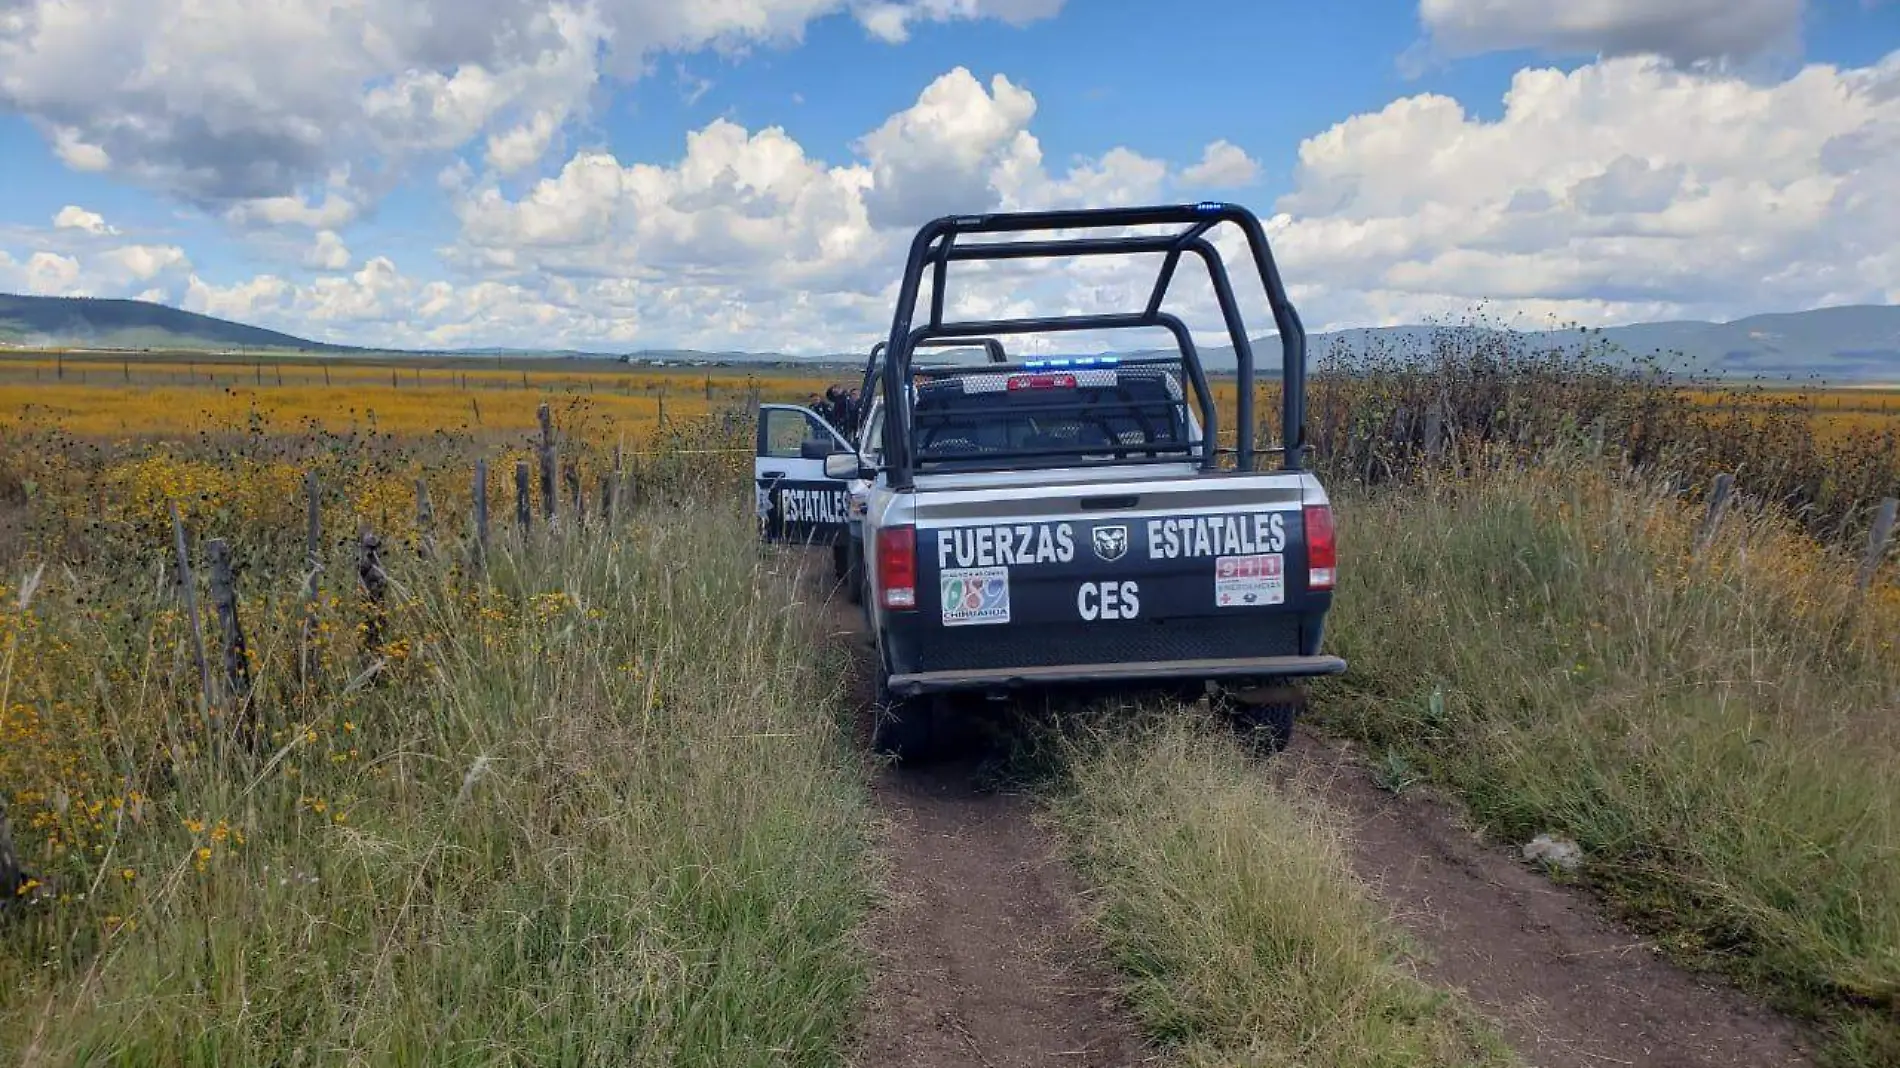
[1044,713,1517,1068]
[1,501,876,1066]
[7,334,1899,1066]
[1296,324,1900,552]
[1312,450,1900,1066]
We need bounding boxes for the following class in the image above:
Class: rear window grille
[913,367,1195,465]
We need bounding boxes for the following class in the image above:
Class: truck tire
[1219,683,1303,755]
[871,674,945,763]
[1234,701,1296,754]
[845,537,864,605]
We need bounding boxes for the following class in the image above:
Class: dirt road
[850,758,1153,1068]
[811,559,1815,1068]
[1274,734,1817,1068]
[815,575,1150,1067]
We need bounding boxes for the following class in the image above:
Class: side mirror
[799,438,834,461]
[823,452,865,480]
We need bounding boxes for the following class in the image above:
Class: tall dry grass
[1299,323,1900,550]
[1,499,874,1066]
[1046,713,1517,1068]
[1315,448,1900,1066]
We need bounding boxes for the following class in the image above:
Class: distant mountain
[1142,304,1900,384]
[0,293,363,353]
[4,291,1895,382]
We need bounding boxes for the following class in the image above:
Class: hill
[1161,304,1900,383]
[0,294,355,353]
[4,291,1895,382]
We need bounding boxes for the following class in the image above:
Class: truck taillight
[877,525,917,609]
[1304,504,1336,591]
[1006,372,1077,390]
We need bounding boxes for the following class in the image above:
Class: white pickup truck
[756,202,1344,762]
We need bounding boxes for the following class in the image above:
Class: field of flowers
[0,354,843,439]
[0,375,774,908]
[0,363,881,1062]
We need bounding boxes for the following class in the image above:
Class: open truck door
[755,403,854,547]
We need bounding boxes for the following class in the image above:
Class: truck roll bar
[876,202,1308,490]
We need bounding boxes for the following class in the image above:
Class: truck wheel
[871,676,945,764]
[1234,701,1296,754]
[1220,683,1303,756]
[845,538,864,605]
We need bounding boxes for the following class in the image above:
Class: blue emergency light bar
[1023,356,1121,370]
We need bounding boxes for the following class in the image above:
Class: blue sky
[2,0,1898,352]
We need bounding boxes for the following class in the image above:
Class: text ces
[1077,580,1140,621]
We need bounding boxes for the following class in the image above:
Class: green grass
[1045,713,1517,1068]
[1,503,875,1066]
[1313,454,1900,1067]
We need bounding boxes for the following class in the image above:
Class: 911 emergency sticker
[1215,553,1285,608]
[941,567,1011,626]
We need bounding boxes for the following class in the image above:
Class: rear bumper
[886,653,1347,697]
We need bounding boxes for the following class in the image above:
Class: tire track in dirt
[850,759,1152,1068]
[809,565,1150,1068]
[1270,732,1819,1068]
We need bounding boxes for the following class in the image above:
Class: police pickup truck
[767,203,1345,760]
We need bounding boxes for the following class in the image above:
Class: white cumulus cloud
[1180,140,1261,188]
[1271,49,1900,327]
[23,251,83,295]
[0,0,1063,229]
[856,67,1040,228]
[854,0,1065,43]
[305,230,352,271]
[52,205,118,235]
[7,47,1899,354]
[97,244,191,283]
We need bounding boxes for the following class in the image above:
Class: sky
[1,0,1898,354]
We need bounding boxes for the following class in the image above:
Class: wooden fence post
[607,443,624,524]
[598,468,615,525]
[515,460,532,537]
[473,459,490,573]
[207,538,253,739]
[414,478,436,559]
[565,460,583,525]
[1695,473,1735,556]
[538,403,558,527]
[0,799,23,902]
[1857,497,1898,592]
[298,471,322,690]
[358,524,387,658]
[168,501,212,723]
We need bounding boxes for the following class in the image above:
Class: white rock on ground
[1522,833,1584,872]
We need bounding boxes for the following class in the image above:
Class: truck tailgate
[886,471,1340,687]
